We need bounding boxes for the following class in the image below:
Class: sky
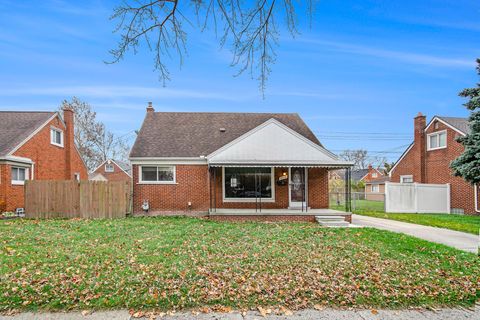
[0,0,479,163]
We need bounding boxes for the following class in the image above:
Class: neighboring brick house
[90,159,131,182]
[129,104,353,221]
[390,113,479,215]
[333,165,384,191]
[365,176,390,201]
[0,109,88,212]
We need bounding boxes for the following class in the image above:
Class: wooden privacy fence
[25,180,130,219]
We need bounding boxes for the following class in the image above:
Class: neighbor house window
[50,127,64,147]
[372,172,378,178]
[11,167,28,185]
[371,184,379,192]
[74,173,80,181]
[105,164,114,172]
[400,175,413,183]
[223,167,273,201]
[427,130,447,150]
[139,166,175,183]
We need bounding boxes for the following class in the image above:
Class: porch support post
[208,166,212,213]
[345,167,352,212]
[213,167,217,213]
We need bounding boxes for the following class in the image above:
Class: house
[129,104,353,221]
[90,159,131,182]
[390,112,479,215]
[365,176,390,201]
[0,108,88,212]
[333,165,384,191]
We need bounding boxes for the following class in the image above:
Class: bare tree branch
[108,0,317,92]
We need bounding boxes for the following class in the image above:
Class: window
[50,127,64,147]
[371,184,379,192]
[372,172,378,178]
[139,166,175,183]
[400,175,413,183]
[11,167,28,185]
[427,130,447,150]
[105,164,114,172]
[224,167,273,201]
[74,173,80,181]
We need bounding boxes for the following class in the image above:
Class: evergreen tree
[451,58,480,184]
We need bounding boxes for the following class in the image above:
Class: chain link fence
[329,192,385,213]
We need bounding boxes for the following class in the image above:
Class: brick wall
[133,164,210,214]
[94,161,131,182]
[0,114,88,212]
[391,115,477,214]
[133,166,330,214]
[307,168,329,208]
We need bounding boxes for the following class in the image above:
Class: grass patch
[0,217,479,312]
[330,199,385,212]
[356,212,480,235]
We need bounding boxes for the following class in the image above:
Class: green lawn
[355,211,480,235]
[0,218,479,313]
[330,199,385,212]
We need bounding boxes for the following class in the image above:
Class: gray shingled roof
[337,168,370,182]
[437,116,470,134]
[0,111,55,156]
[114,160,131,174]
[130,112,322,158]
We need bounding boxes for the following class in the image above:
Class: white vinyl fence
[385,182,450,214]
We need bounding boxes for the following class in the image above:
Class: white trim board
[389,143,414,178]
[7,113,58,156]
[207,118,350,166]
[424,116,467,136]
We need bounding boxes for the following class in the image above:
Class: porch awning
[207,119,353,168]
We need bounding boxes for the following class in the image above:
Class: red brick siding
[94,162,131,182]
[361,167,384,183]
[132,164,210,214]
[307,168,329,208]
[392,118,477,214]
[133,166,330,214]
[0,115,87,212]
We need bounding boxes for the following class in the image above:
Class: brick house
[0,108,87,212]
[129,105,353,221]
[390,112,479,215]
[90,159,131,182]
[365,176,390,201]
[332,164,384,191]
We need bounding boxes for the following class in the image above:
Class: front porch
[205,118,354,220]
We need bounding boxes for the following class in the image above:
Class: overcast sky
[0,0,479,162]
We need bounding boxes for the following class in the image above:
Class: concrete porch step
[315,215,350,227]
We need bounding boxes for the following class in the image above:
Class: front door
[289,167,307,208]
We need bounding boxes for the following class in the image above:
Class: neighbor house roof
[337,168,369,182]
[130,112,322,158]
[92,159,132,176]
[0,111,56,156]
[114,160,132,175]
[436,116,470,135]
[365,176,390,185]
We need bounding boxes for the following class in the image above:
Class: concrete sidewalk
[352,214,479,253]
[1,308,479,320]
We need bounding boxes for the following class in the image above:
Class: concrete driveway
[352,214,479,254]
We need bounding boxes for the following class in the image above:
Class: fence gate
[385,182,450,214]
[25,180,130,218]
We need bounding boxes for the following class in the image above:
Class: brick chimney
[62,107,75,180]
[414,112,426,183]
[146,101,155,113]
